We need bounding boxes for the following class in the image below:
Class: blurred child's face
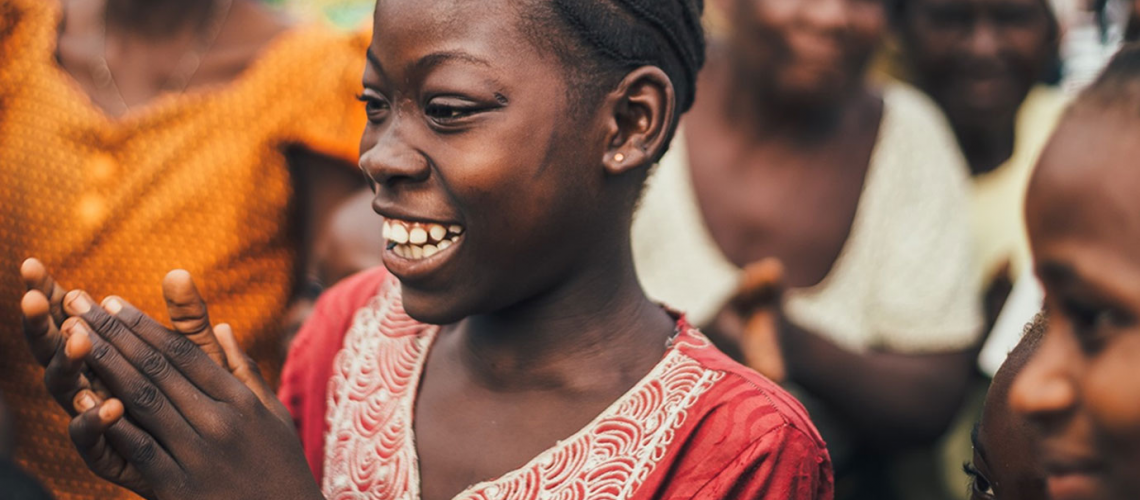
[967,342,1048,500]
[359,0,617,323]
[899,0,1053,131]
[722,0,885,105]
[1012,112,1140,500]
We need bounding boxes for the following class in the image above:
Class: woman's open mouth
[380,217,466,282]
[383,218,464,260]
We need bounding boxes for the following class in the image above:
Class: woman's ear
[600,66,676,176]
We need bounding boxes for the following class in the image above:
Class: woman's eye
[425,104,477,123]
[355,93,390,122]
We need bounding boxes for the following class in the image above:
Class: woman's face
[1012,112,1140,500]
[899,0,1054,130]
[359,0,621,324]
[723,0,886,105]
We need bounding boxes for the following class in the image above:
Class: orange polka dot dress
[0,1,368,498]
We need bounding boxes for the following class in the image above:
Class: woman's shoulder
[673,329,829,452]
[872,81,971,191]
[656,330,833,498]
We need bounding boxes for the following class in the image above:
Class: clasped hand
[19,259,322,500]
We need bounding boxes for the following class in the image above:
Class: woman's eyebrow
[413,51,493,73]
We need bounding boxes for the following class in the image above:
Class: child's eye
[355,93,391,123]
[1062,299,1133,353]
[963,462,994,500]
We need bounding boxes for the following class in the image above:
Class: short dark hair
[519,0,706,158]
[1071,43,1140,117]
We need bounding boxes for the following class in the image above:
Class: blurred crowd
[2,0,1140,499]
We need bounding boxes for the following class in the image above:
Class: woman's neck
[955,119,1017,177]
[452,239,675,393]
[104,0,216,38]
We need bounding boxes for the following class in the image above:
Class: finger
[104,295,226,370]
[89,295,239,402]
[21,258,69,325]
[72,398,178,491]
[39,317,97,413]
[63,316,200,449]
[161,270,227,367]
[735,258,785,309]
[215,324,290,424]
[741,309,786,383]
[70,396,126,473]
[22,290,63,366]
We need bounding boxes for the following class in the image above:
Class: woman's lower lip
[381,235,462,281]
[1047,472,1102,500]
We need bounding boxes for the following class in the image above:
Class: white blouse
[632,83,982,354]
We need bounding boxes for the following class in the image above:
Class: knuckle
[117,309,145,330]
[138,351,171,381]
[200,412,237,442]
[171,312,210,335]
[129,437,158,465]
[85,313,119,338]
[132,383,164,413]
[89,342,113,362]
[164,337,199,365]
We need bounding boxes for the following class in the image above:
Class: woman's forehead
[371,0,527,56]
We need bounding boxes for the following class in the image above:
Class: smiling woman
[21,0,836,499]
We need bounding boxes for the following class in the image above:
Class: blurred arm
[781,319,977,449]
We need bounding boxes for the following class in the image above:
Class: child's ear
[600,66,676,176]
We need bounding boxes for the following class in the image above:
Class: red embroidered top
[279,268,834,499]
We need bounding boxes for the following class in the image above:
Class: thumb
[161,270,227,368]
[215,323,291,426]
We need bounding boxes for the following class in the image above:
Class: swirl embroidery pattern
[322,279,724,500]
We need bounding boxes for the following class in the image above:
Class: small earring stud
[614,153,625,163]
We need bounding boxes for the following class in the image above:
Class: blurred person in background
[632,0,982,498]
[893,0,1068,330]
[0,391,54,500]
[0,0,380,498]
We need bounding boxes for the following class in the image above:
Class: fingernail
[104,297,122,314]
[65,323,89,358]
[76,392,95,412]
[65,291,92,314]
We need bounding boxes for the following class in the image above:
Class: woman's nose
[359,127,430,187]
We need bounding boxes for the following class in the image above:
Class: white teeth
[409,227,428,245]
[385,218,464,261]
[390,223,409,244]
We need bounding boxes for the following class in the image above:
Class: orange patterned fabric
[0,1,368,498]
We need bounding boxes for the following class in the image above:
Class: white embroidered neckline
[322,279,723,500]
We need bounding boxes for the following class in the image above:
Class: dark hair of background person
[521,0,705,156]
[1071,40,1140,110]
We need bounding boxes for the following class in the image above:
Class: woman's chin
[398,288,470,326]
